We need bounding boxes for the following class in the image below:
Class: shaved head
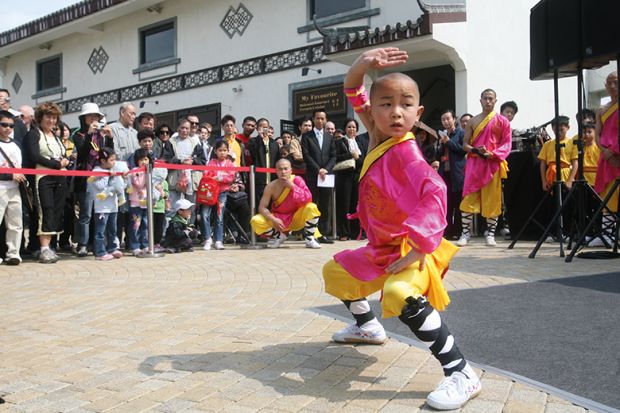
[275,158,291,168]
[370,73,420,104]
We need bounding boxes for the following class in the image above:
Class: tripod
[508,71,567,257]
[565,57,620,262]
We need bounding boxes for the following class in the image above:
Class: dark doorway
[155,103,221,134]
[404,65,455,131]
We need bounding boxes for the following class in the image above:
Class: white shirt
[347,137,361,156]
[0,139,22,190]
[110,122,139,162]
[314,127,324,149]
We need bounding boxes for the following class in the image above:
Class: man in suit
[301,109,336,243]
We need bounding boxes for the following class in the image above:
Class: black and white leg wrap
[399,296,466,376]
[304,217,319,240]
[343,298,376,328]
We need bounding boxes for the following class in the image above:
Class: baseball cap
[174,198,194,212]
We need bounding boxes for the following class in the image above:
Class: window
[310,0,366,18]
[36,55,62,92]
[140,20,176,65]
[298,0,378,34]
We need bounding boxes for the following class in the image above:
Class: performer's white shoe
[586,235,611,247]
[426,363,482,410]
[332,323,387,345]
[267,232,288,249]
[485,235,496,247]
[455,234,470,247]
[305,238,321,249]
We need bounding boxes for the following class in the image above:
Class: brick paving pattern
[0,238,611,412]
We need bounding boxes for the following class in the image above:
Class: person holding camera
[25,102,70,263]
[73,103,114,257]
[248,118,280,208]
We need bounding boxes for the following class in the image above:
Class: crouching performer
[250,158,322,249]
[323,47,481,410]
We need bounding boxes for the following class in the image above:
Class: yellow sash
[273,175,295,207]
[470,111,495,145]
[602,102,618,125]
[359,132,415,181]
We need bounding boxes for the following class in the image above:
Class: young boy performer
[250,158,322,249]
[457,89,512,247]
[323,47,481,410]
[594,71,619,245]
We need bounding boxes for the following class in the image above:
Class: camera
[97,116,107,130]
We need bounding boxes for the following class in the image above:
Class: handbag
[226,190,248,210]
[333,158,356,172]
[0,144,34,211]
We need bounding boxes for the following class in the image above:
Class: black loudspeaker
[582,0,620,60]
[529,0,618,81]
[529,1,549,80]
[546,0,581,70]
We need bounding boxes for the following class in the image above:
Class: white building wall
[3,0,613,133]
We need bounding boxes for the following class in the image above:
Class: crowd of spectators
[0,75,616,265]
[0,89,373,264]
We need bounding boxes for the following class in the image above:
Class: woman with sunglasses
[154,123,175,161]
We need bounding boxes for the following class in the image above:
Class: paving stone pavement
[0,238,614,413]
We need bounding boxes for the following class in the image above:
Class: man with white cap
[73,102,114,257]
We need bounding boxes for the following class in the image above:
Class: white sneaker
[267,232,287,249]
[500,227,510,236]
[305,238,322,249]
[455,234,470,247]
[214,241,224,250]
[426,364,482,410]
[485,235,496,247]
[332,323,387,345]
[586,236,609,247]
[203,239,212,251]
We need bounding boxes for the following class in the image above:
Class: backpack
[196,175,220,206]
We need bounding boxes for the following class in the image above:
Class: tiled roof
[0,0,128,48]
[323,19,430,55]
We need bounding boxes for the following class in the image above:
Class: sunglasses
[159,130,170,135]
[190,122,200,126]
[0,122,15,128]
[0,97,10,103]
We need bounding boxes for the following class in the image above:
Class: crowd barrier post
[140,163,163,258]
[239,165,264,250]
[331,188,337,240]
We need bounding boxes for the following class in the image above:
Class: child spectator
[0,110,24,265]
[200,140,236,250]
[128,148,150,256]
[163,198,199,253]
[153,178,169,252]
[88,147,123,260]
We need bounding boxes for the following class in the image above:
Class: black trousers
[36,175,66,235]
[446,189,463,239]
[307,176,333,236]
[335,169,359,239]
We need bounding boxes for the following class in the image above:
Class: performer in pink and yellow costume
[323,47,481,411]
[594,71,619,244]
[457,89,512,247]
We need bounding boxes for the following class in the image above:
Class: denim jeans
[200,192,227,242]
[129,207,148,250]
[76,190,94,247]
[94,212,119,257]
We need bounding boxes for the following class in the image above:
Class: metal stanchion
[242,165,263,249]
[332,186,337,240]
[139,163,163,258]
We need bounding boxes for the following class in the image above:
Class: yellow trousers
[322,239,457,318]
[250,202,321,235]
[600,180,620,213]
[460,169,504,218]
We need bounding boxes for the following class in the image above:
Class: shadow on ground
[139,342,429,406]
[314,272,620,410]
